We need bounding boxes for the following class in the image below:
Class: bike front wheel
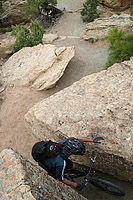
[90,177,125,196]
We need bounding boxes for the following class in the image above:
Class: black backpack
[32,140,63,162]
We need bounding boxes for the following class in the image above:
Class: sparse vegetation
[0,80,3,87]
[0,27,12,33]
[56,56,63,61]
[11,21,43,53]
[115,12,121,15]
[81,0,99,22]
[88,38,94,43]
[0,2,2,10]
[104,27,133,69]
[23,0,57,17]
[130,5,133,20]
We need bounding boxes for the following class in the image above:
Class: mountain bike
[64,151,125,196]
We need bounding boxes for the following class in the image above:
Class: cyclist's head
[65,138,85,155]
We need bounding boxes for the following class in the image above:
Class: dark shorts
[65,158,73,169]
[39,158,73,179]
[49,158,73,178]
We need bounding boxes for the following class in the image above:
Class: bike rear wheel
[90,177,125,196]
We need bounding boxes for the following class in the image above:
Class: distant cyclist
[37,137,103,191]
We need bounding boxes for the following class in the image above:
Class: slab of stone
[0,32,15,58]
[0,148,87,200]
[25,58,133,181]
[82,14,133,40]
[1,44,75,90]
[42,33,58,44]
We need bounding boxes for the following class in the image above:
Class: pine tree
[11,21,43,53]
[104,28,133,69]
[81,0,99,22]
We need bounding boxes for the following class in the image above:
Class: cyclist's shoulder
[58,137,75,145]
[58,139,68,145]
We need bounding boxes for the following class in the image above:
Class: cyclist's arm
[58,178,77,188]
[77,137,93,142]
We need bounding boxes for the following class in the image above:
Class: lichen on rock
[0,147,87,200]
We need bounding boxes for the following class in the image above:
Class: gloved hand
[76,183,85,191]
[93,137,104,144]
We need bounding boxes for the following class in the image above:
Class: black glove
[93,137,104,144]
[76,184,85,191]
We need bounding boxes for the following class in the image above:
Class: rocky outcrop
[0,0,28,28]
[0,32,15,58]
[82,14,133,41]
[1,44,75,90]
[25,58,133,182]
[0,148,86,200]
[99,0,131,10]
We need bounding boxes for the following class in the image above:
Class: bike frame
[64,150,125,196]
[64,151,97,182]
[81,151,97,185]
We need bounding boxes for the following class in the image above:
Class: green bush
[104,27,133,69]
[11,21,43,53]
[0,27,12,33]
[130,5,133,18]
[23,0,57,17]
[81,0,99,22]
[0,2,2,10]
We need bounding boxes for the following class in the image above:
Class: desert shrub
[81,0,99,22]
[11,21,43,53]
[23,0,57,17]
[104,27,133,69]
[0,2,2,10]
[0,27,12,33]
[130,5,133,17]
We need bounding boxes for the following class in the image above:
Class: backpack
[32,140,63,162]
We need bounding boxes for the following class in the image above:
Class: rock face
[0,0,27,27]
[99,0,131,10]
[0,32,15,58]
[82,14,133,40]
[0,148,86,200]
[1,44,75,90]
[25,58,133,182]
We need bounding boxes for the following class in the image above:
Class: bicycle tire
[90,177,125,196]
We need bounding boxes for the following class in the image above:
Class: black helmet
[65,138,85,155]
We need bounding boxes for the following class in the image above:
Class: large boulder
[0,32,15,58]
[0,0,27,28]
[1,44,75,90]
[99,0,131,10]
[0,148,86,200]
[25,58,133,182]
[82,14,133,41]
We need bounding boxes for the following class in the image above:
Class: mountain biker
[38,137,103,191]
